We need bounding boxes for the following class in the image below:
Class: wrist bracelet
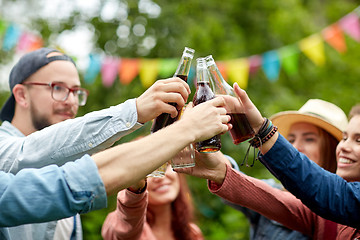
[242,118,278,167]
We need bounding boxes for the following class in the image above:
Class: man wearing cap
[0,48,192,239]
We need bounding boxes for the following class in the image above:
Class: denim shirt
[259,134,360,229]
[224,156,310,240]
[0,99,142,239]
[0,155,106,238]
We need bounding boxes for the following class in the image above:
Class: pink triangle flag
[101,57,120,87]
[339,13,360,42]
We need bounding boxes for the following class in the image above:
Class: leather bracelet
[242,118,278,167]
[249,118,277,148]
[249,126,278,148]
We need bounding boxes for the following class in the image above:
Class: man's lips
[56,111,75,118]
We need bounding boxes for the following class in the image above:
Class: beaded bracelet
[249,118,278,148]
[249,126,278,148]
[241,118,278,167]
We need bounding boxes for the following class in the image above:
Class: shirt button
[88,142,93,147]
[126,122,131,127]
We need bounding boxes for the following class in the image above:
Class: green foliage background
[1,0,360,239]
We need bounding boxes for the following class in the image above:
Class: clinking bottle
[205,55,254,144]
[192,57,221,152]
[150,47,195,133]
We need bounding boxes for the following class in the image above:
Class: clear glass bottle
[150,47,195,133]
[205,55,255,144]
[192,57,221,152]
[148,47,195,177]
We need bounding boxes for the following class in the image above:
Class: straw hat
[270,99,348,141]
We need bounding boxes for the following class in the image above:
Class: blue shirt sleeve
[0,155,107,227]
[259,134,360,229]
[0,99,142,174]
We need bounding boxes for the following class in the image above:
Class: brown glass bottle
[205,55,254,144]
[151,47,195,133]
[193,58,221,152]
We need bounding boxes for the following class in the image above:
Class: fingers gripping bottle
[205,55,254,144]
[150,47,195,133]
[148,47,194,177]
[192,58,221,152]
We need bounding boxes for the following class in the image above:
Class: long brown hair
[146,173,199,240]
[318,127,338,173]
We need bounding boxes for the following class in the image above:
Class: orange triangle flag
[118,58,140,85]
[322,24,347,54]
[28,36,43,52]
[215,61,228,81]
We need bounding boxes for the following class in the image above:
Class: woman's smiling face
[336,115,360,182]
[147,165,180,206]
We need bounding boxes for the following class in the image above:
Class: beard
[30,104,52,131]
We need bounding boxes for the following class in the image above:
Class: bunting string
[1,6,360,88]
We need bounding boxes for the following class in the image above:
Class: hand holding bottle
[232,83,279,154]
[232,83,264,133]
[136,77,191,124]
[151,47,195,132]
[180,98,230,143]
[192,58,222,152]
[206,55,254,144]
[174,150,229,185]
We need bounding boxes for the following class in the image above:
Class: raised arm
[0,77,191,174]
[259,135,360,229]
[0,155,106,227]
[233,83,360,229]
[0,96,229,227]
[95,97,230,194]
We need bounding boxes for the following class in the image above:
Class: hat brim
[270,111,343,141]
[0,95,15,122]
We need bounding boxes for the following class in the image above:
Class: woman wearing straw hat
[177,98,348,239]
[176,82,360,238]
[228,99,347,239]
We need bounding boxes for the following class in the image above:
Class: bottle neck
[174,53,194,78]
[208,64,234,95]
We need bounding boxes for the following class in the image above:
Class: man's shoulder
[0,121,21,137]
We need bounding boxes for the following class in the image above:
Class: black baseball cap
[0,48,76,122]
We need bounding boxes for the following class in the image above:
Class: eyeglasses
[22,82,89,106]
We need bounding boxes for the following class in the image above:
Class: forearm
[209,165,315,235]
[0,99,141,173]
[95,119,195,195]
[0,156,106,227]
[96,97,229,194]
[259,134,360,228]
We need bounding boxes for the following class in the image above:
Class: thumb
[184,102,194,112]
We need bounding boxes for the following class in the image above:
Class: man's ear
[13,84,29,108]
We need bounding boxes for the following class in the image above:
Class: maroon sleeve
[101,189,155,240]
[208,165,330,238]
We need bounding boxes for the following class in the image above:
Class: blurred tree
[1,0,360,239]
